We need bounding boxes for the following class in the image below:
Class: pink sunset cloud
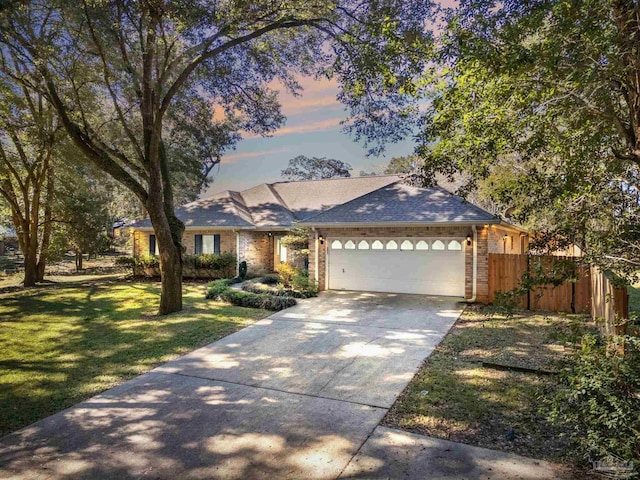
[243,117,343,139]
[221,147,291,164]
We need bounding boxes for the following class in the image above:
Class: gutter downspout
[466,225,478,303]
[311,227,319,283]
[235,230,240,277]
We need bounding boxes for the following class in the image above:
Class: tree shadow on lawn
[0,282,263,437]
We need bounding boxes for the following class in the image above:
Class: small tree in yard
[280,226,310,269]
[0,79,58,286]
[56,164,111,271]
[0,1,431,314]
[281,156,352,181]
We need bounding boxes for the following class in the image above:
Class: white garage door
[327,238,466,297]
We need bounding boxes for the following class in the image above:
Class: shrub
[260,274,280,285]
[291,269,318,296]
[205,279,232,299]
[114,256,135,266]
[275,263,297,287]
[548,334,640,469]
[183,252,236,272]
[206,279,297,311]
[133,255,159,268]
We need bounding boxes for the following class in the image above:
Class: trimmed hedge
[131,253,236,278]
[242,280,316,299]
[114,256,135,266]
[183,252,235,271]
[206,279,297,311]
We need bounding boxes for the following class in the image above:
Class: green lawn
[384,306,595,467]
[0,280,268,437]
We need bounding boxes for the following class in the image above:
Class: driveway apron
[0,291,470,479]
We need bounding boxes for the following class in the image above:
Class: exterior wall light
[318,235,325,245]
[466,234,472,246]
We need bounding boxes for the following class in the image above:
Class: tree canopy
[281,155,352,180]
[417,0,640,279]
[0,0,431,313]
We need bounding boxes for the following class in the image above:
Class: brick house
[130,175,527,302]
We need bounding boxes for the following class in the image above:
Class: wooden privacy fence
[488,254,629,333]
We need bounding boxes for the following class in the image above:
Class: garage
[327,237,466,297]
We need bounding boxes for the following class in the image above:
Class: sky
[203,76,416,197]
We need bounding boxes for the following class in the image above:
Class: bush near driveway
[0,281,268,437]
[206,279,297,311]
[549,334,640,470]
[242,274,318,299]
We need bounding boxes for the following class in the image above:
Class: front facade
[131,176,527,302]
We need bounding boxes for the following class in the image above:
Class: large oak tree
[0,0,430,314]
[417,0,640,279]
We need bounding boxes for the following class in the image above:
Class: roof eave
[300,220,501,228]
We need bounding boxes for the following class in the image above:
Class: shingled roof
[131,175,498,229]
[300,182,498,225]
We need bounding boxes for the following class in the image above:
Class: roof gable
[270,175,400,220]
[300,182,498,225]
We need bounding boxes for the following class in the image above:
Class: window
[195,234,220,254]
[386,240,398,250]
[344,240,356,250]
[277,239,288,263]
[149,234,159,255]
[447,240,462,251]
[371,240,384,250]
[432,240,445,251]
[415,240,429,250]
[358,240,369,250]
[331,240,343,250]
[400,240,414,251]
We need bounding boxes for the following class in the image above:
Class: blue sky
[204,77,416,196]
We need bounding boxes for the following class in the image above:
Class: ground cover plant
[0,280,268,436]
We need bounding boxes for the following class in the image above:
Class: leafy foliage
[548,335,640,468]
[281,156,352,181]
[133,255,160,269]
[0,0,432,312]
[183,253,236,272]
[275,263,298,287]
[243,272,318,299]
[205,279,297,311]
[417,0,640,280]
[280,227,310,260]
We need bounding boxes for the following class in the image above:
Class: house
[130,175,528,302]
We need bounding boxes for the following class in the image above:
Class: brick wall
[487,226,527,254]
[133,229,235,256]
[476,226,489,302]
[309,226,483,299]
[238,231,274,276]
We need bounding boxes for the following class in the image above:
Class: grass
[0,279,269,437]
[384,305,596,465]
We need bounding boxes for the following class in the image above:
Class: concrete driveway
[0,291,566,479]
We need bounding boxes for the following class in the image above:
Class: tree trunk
[146,199,184,315]
[75,251,83,271]
[23,247,38,287]
[36,165,55,282]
